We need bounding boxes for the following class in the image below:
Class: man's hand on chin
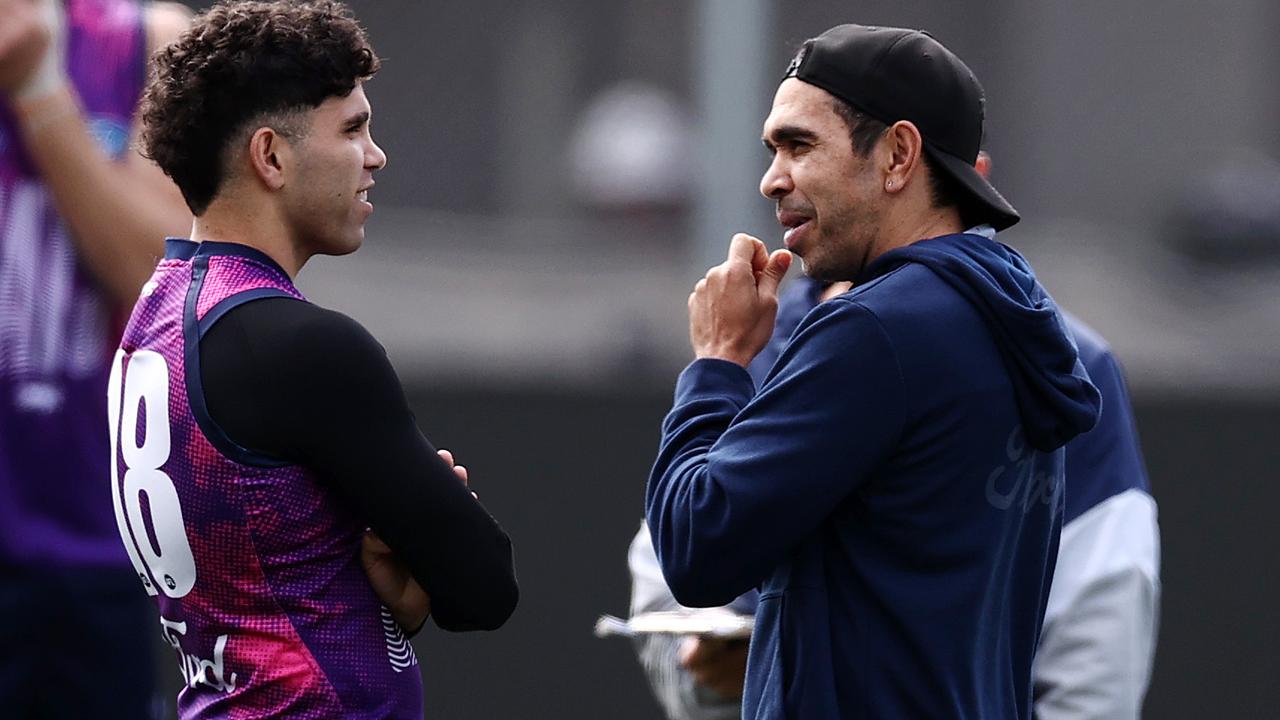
[688,233,792,367]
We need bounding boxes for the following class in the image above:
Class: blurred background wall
[159,1,1280,716]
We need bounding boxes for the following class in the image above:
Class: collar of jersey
[164,237,198,260]
[191,240,291,280]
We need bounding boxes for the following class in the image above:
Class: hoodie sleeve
[647,299,906,607]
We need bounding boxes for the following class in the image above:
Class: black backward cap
[786,24,1020,230]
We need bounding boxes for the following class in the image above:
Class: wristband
[12,0,68,102]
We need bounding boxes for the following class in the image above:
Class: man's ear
[247,127,291,191]
[882,120,924,195]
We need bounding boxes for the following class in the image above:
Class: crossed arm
[201,298,519,632]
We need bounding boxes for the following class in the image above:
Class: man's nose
[760,157,792,199]
[367,138,388,170]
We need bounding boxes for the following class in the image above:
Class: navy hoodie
[647,232,1101,719]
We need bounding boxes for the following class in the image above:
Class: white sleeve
[628,524,742,720]
[630,522,681,615]
[1034,489,1162,720]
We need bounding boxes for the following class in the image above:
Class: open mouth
[778,210,812,248]
[783,220,811,244]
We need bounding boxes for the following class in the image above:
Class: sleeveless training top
[110,239,422,718]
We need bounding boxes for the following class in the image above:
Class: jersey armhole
[183,255,295,468]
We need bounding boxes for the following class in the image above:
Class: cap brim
[922,144,1020,231]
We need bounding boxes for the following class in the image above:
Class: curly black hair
[141,0,380,215]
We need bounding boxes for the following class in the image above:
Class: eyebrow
[762,125,819,149]
[344,111,371,129]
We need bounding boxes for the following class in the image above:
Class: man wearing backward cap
[646,24,1101,718]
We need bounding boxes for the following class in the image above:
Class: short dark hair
[141,0,380,215]
[831,96,981,227]
[830,96,887,157]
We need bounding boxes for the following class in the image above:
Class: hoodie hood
[860,232,1101,451]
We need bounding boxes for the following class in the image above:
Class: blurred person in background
[0,0,191,717]
[629,159,1161,720]
[646,24,1102,718]
[113,2,517,716]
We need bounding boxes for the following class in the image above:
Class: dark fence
[149,385,1278,718]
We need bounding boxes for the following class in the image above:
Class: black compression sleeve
[200,297,517,631]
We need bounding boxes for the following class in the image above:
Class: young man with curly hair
[108,2,518,717]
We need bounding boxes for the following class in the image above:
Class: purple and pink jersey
[0,0,146,569]
[109,240,423,718]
